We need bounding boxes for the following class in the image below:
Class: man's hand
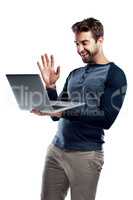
[31,109,62,117]
[37,54,60,88]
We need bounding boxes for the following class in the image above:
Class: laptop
[6,74,85,113]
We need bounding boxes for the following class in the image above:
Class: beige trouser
[41,144,104,200]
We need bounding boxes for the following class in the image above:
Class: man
[31,18,127,200]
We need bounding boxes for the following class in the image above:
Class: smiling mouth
[81,53,88,57]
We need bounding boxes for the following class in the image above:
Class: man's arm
[46,73,71,121]
[62,65,127,129]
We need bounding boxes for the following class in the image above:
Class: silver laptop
[6,74,85,113]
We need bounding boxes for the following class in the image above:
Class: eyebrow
[74,40,90,43]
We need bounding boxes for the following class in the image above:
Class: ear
[97,36,104,44]
[96,37,104,49]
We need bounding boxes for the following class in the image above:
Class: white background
[0,0,132,199]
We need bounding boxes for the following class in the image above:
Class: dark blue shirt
[46,62,127,151]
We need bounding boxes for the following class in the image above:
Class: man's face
[74,31,103,63]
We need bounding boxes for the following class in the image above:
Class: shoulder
[70,66,84,74]
[68,65,85,78]
[106,62,127,87]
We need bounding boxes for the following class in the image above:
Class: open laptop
[6,74,85,113]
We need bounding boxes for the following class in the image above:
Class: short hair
[72,18,104,41]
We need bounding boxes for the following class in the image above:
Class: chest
[68,66,110,95]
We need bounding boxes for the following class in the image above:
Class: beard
[80,45,99,64]
[81,50,94,63]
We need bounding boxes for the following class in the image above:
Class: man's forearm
[46,87,58,100]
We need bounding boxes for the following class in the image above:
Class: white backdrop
[0,0,132,200]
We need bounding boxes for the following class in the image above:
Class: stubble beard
[81,48,99,64]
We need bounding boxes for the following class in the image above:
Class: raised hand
[37,54,60,88]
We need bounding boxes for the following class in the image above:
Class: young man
[32,18,127,200]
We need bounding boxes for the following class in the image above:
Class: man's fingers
[31,109,62,117]
[44,53,50,66]
[40,54,53,69]
[56,66,60,76]
[41,55,46,67]
[30,109,41,115]
[31,109,46,116]
[51,55,54,68]
[50,112,62,117]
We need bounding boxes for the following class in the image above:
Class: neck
[91,50,110,64]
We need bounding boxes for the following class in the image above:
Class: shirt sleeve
[46,72,71,121]
[62,65,127,129]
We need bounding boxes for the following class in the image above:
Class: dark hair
[72,18,104,41]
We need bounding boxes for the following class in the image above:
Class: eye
[75,42,79,47]
[82,41,90,46]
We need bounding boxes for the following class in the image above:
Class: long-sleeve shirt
[46,62,127,151]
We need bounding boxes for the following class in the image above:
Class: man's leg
[64,150,104,200]
[41,145,69,200]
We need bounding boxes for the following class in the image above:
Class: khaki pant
[41,144,104,200]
